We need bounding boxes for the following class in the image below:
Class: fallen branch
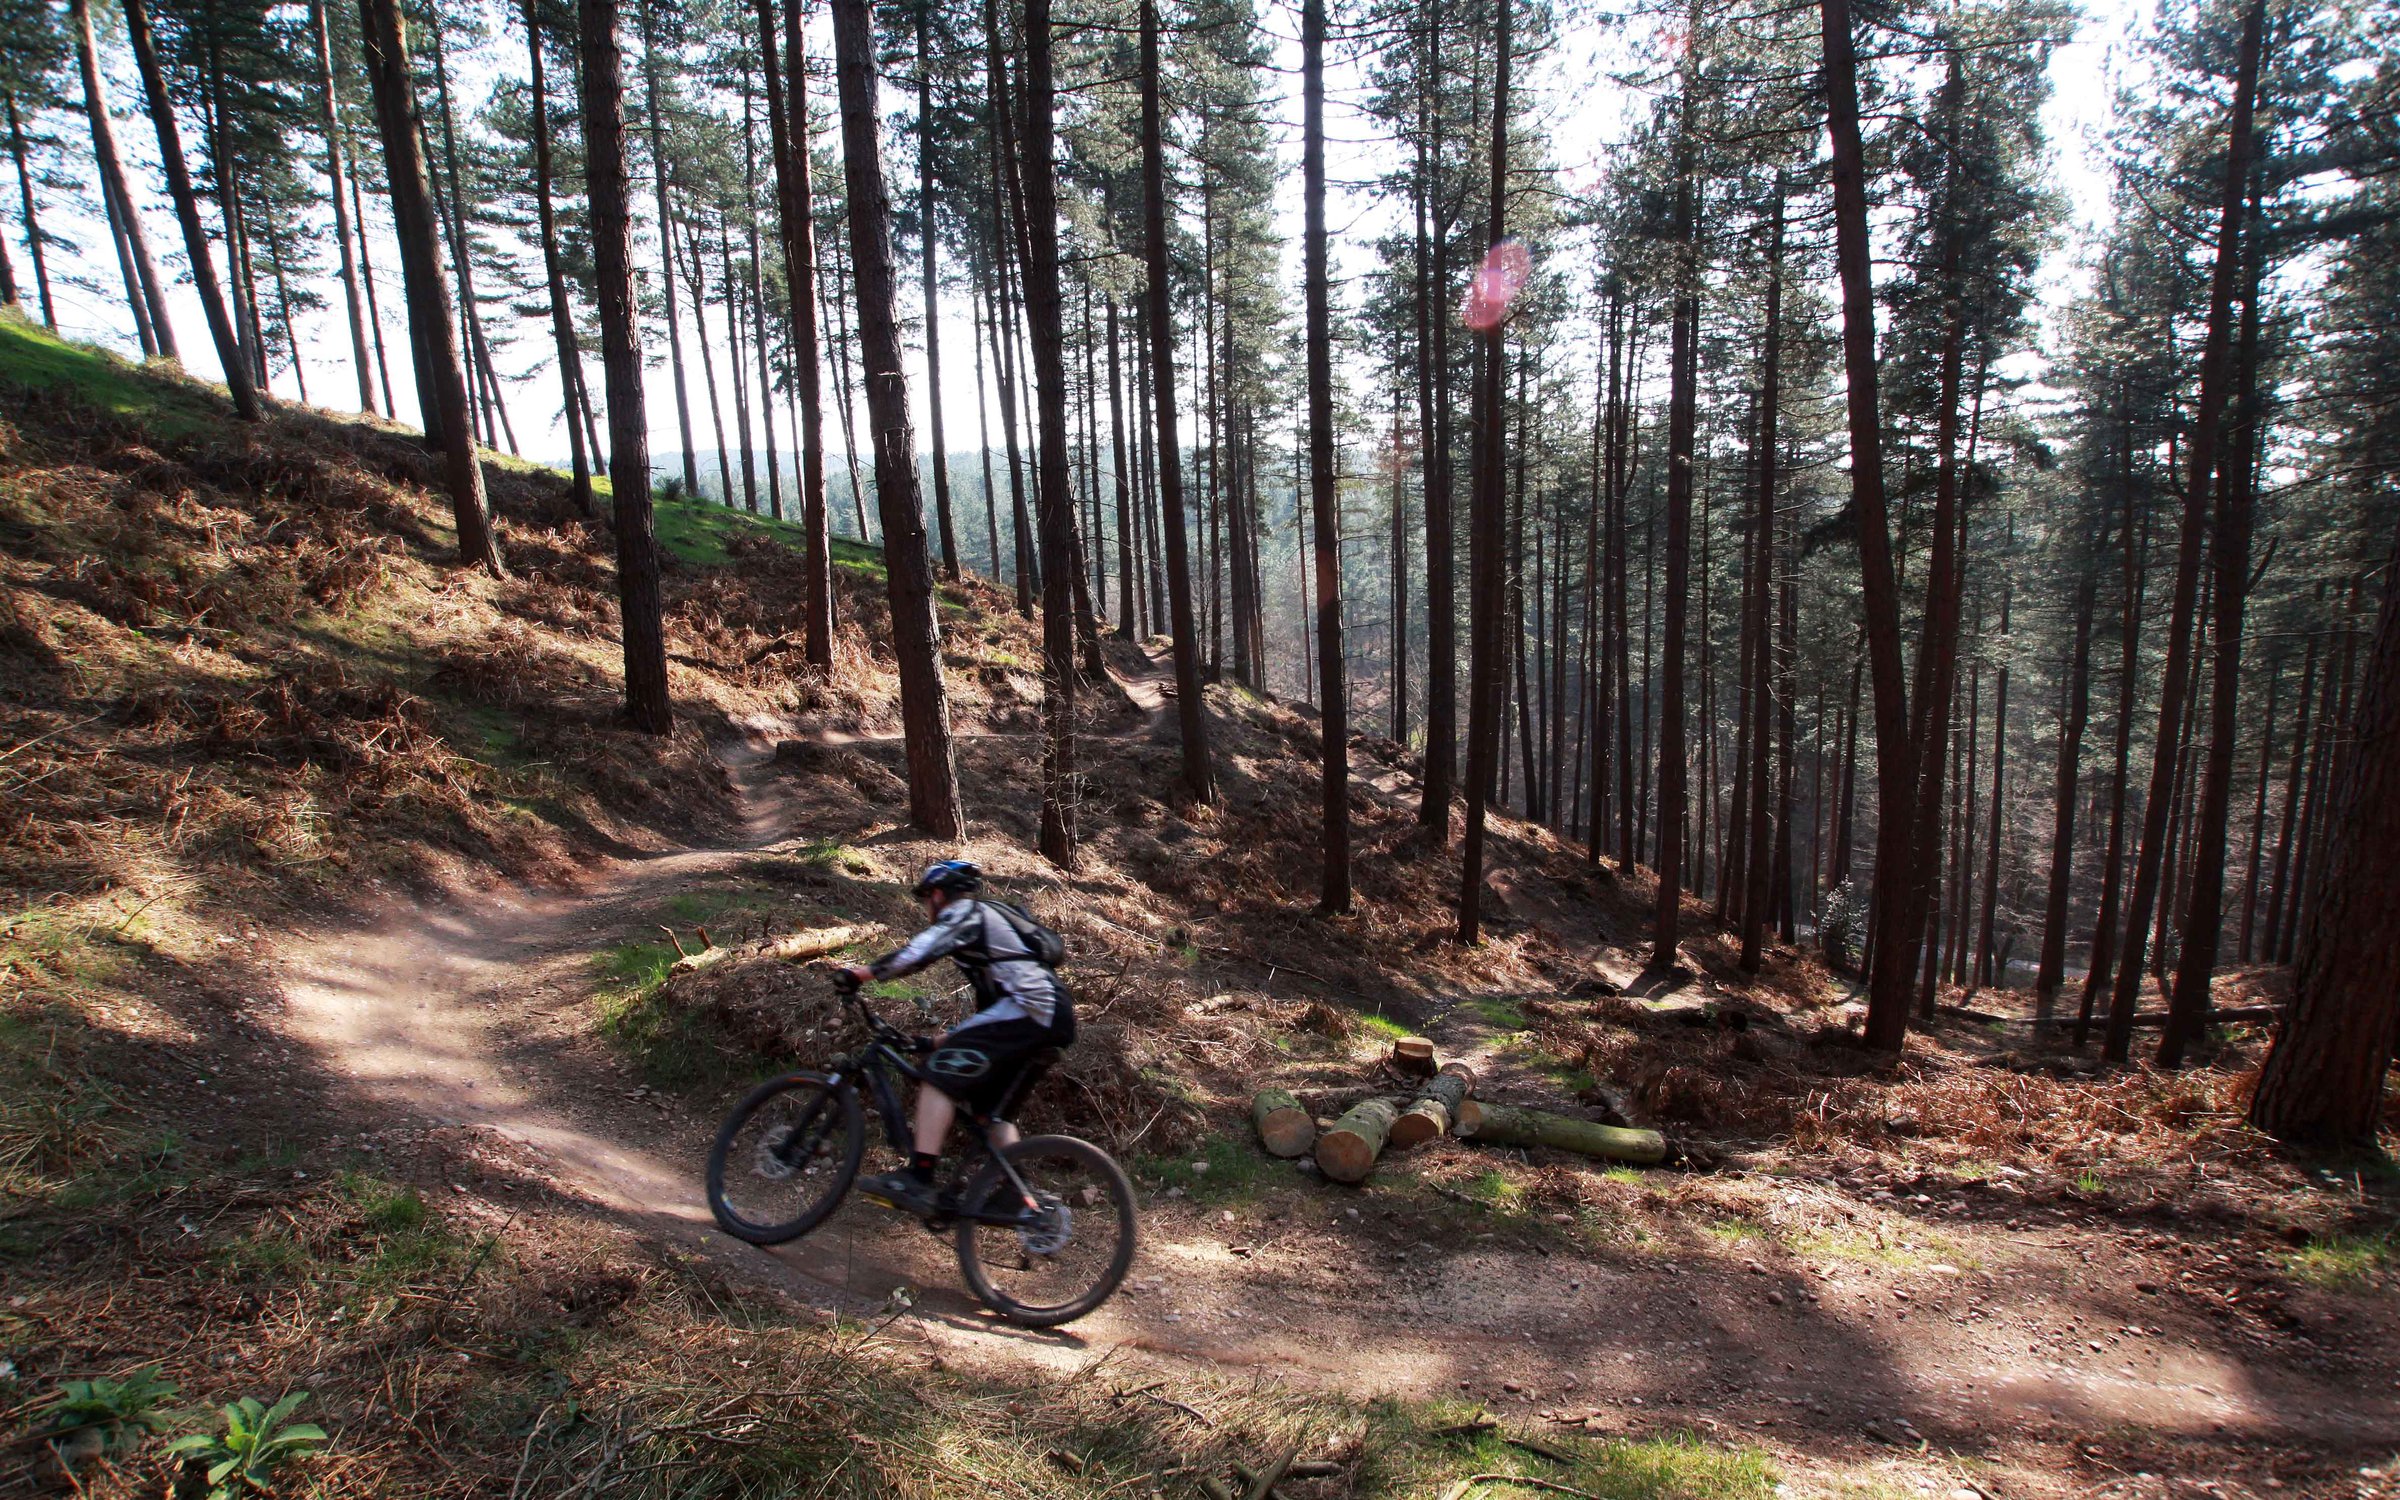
[1195,943,1343,989]
[1502,1435,1579,1466]
[1241,1443,1300,1500]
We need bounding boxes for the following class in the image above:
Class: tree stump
[1390,1036,1438,1077]
[1314,1096,1402,1183]
[1250,1088,1315,1158]
[1389,1062,1476,1149]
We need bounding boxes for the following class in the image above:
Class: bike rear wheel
[707,1072,865,1244]
[954,1135,1137,1327]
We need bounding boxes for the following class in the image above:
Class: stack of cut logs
[1252,1036,1667,1185]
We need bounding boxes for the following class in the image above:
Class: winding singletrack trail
[264,660,2397,1497]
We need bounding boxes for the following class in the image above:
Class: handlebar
[830,969,932,1052]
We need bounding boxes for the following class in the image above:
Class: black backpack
[985,899,1067,969]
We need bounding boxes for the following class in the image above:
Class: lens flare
[1460,238,1531,332]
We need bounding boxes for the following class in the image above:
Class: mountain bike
[704,973,1138,1328]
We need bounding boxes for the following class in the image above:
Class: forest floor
[3,316,2396,1500]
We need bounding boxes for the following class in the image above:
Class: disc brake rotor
[1015,1196,1072,1256]
[754,1124,800,1181]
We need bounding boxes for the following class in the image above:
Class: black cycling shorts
[923,1017,1058,1119]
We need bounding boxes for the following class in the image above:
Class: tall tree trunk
[527,4,591,508]
[1820,0,1919,1048]
[2248,528,2400,1145]
[1455,0,1512,944]
[358,0,502,575]
[1014,0,1079,866]
[1140,0,1215,805]
[1739,181,1785,971]
[1417,0,1457,834]
[1648,97,1698,971]
[2263,629,2318,960]
[1109,294,1136,635]
[74,0,177,361]
[0,110,18,313]
[1585,324,1613,864]
[1510,355,1542,826]
[1897,60,1975,1028]
[262,207,309,401]
[756,0,832,664]
[2034,554,2095,1024]
[2282,609,2350,962]
[579,0,671,731]
[1615,330,1642,868]
[202,31,264,388]
[2163,173,2270,1065]
[426,20,504,448]
[741,69,782,519]
[973,270,1002,574]
[635,0,700,497]
[917,6,959,580]
[307,0,373,406]
[347,141,397,416]
[831,0,963,838]
[722,225,757,511]
[101,158,159,358]
[121,0,258,419]
[0,123,19,313]
[2105,0,2264,1064]
[1303,0,1350,910]
[2077,474,2147,1045]
[2236,660,2279,962]
[4,96,48,328]
[1975,568,2011,990]
[988,187,1033,610]
[1775,529,1799,940]
[682,220,735,502]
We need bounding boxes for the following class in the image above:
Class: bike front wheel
[707,1071,865,1244]
[954,1135,1138,1327]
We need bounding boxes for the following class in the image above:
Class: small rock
[1190,1160,1211,1176]
[1551,1213,1575,1225]
[1767,1290,1787,1307]
[1503,1381,1523,1393]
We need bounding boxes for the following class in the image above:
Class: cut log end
[1388,1063,1476,1150]
[1250,1088,1316,1158]
[1315,1096,1402,1184]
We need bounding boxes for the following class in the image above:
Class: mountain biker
[842,860,1074,1216]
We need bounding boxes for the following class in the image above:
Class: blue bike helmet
[913,859,984,898]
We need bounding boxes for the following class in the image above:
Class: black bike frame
[830,989,1043,1228]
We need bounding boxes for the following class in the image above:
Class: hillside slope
[2,319,2393,1500]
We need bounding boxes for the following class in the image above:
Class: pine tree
[579,0,672,731]
[830,0,962,837]
[357,0,502,574]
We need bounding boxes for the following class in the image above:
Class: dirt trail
[267,678,2397,1495]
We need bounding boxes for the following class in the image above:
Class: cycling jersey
[868,898,1066,1031]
